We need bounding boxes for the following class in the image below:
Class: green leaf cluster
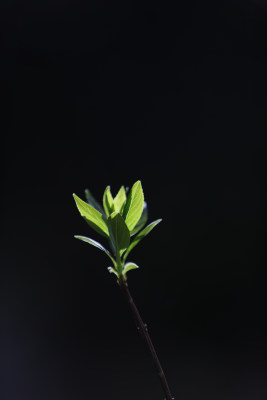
[73,181,161,281]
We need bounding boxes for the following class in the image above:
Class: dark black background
[1,1,266,399]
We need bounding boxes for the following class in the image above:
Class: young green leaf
[108,211,130,256]
[123,219,162,262]
[74,235,116,265]
[103,186,114,217]
[123,180,144,232]
[85,188,105,215]
[73,194,109,237]
[122,262,139,277]
[130,202,148,236]
[107,266,119,278]
[113,186,127,214]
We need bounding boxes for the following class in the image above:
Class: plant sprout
[73,180,174,400]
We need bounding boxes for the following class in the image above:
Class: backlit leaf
[123,219,162,261]
[73,193,109,237]
[122,262,139,277]
[130,202,148,236]
[107,266,119,278]
[74,235,115,265]
[85,188,104,215]
[108,211,130,256]
[103,186,114,217]
[123,181,144,232]
[113,186,126,214]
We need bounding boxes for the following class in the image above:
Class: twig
[119,279,174,400]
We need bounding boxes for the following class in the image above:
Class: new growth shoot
[73,181,161,284]
[73,181,174,400]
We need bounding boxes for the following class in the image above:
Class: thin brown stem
[119,279,174,400]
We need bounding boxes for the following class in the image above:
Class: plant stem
[119,279,174,400]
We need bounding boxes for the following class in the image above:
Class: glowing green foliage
[73,181,161,281]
